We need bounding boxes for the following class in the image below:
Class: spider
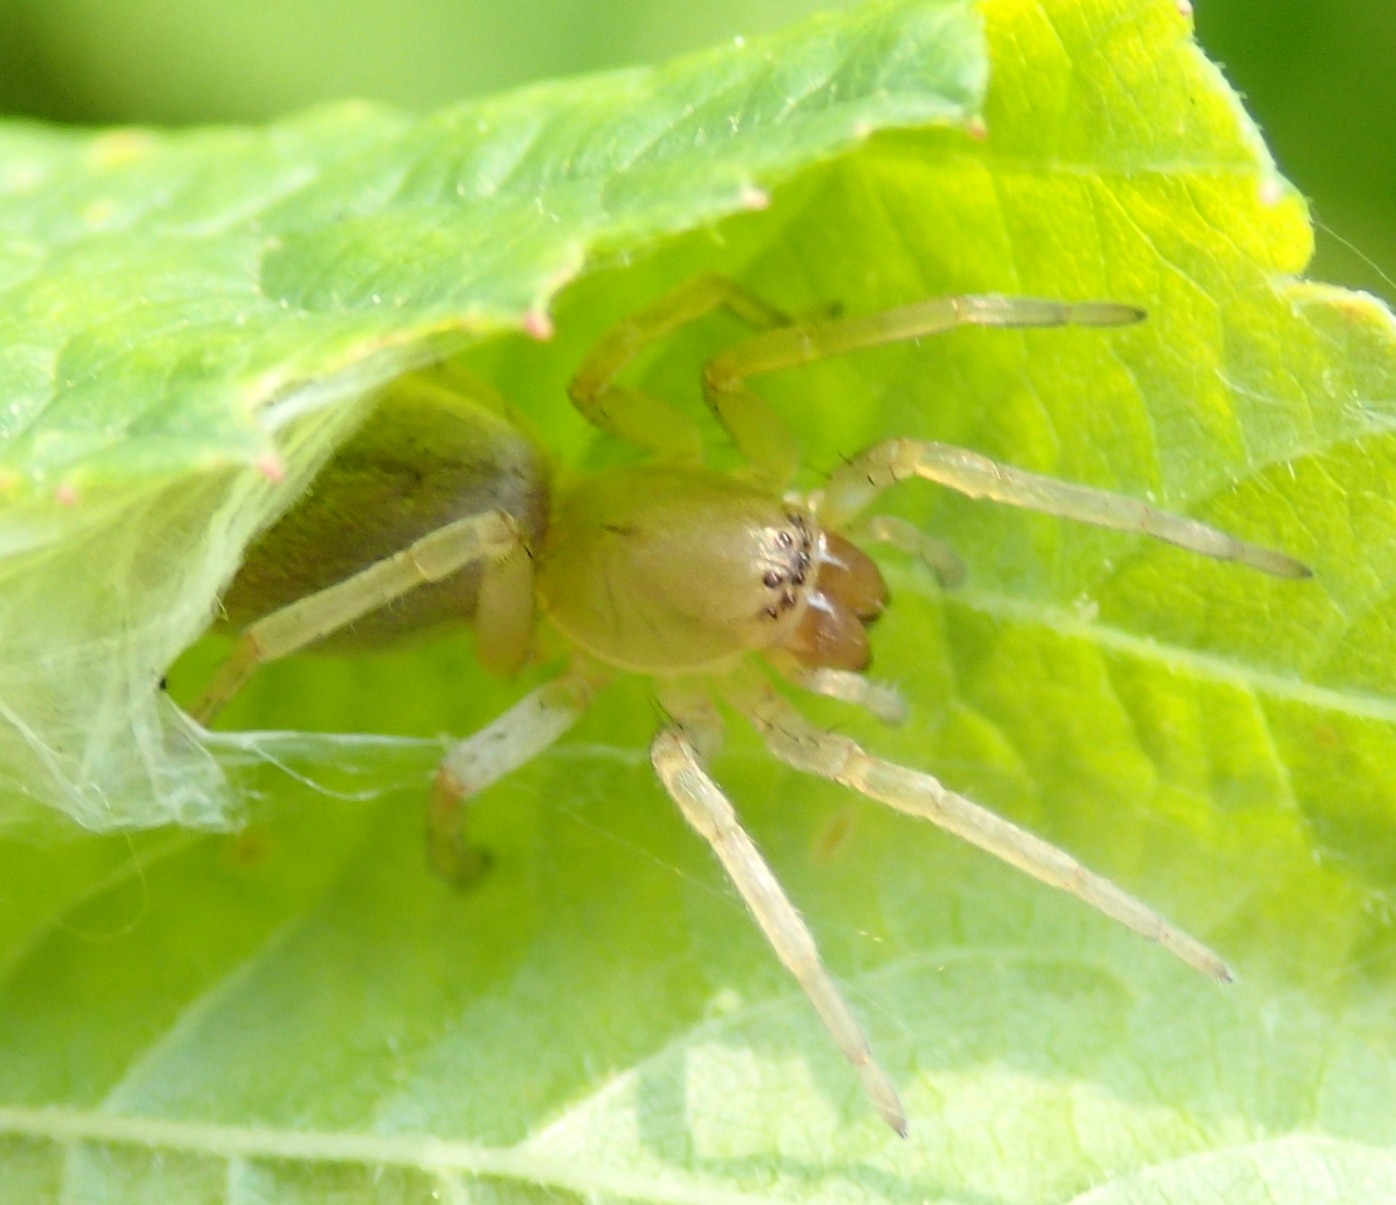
[192,275,1309,1135]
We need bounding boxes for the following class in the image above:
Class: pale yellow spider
[193,276,1308,1135]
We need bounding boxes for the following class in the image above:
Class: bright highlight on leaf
[0,0,1394,1200]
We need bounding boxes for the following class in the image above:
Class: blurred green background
[0,0,1389,297]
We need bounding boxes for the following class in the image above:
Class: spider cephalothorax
[536,464,887,675]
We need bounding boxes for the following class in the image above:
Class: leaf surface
[1,0,1394,1201]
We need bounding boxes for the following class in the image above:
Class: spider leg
[650,690,908,1136]
[767,655,907,725]
[729,675,1234,983]
[430,666,598,885]
[710,294,1142,386]
[814,437,1310,578]
[570,274,793,466]
[708,295,1142,385]
[850,513,965,589]
[704,294,1141,481]
[192,509,527,723]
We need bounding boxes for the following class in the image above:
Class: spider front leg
[192,508,530,723]
[767,653,908,725]
[815,438,1311,578]
[729,675,1234,982]
[851,513,965,589]
[650,688,908,1136]
[703,293,1144,482]
[429,666,597,885]
[569,274,794,467]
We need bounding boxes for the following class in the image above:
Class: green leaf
[1,0,1394,1201]
[0,0,982,833]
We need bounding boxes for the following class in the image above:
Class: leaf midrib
[0,1104,776,1204]
[942,584,1396,722]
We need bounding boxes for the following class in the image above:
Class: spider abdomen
[222,375,550,651]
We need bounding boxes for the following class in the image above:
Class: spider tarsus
[1068,301,1147,326]
[428,839,492,891]
[1254,548,1313,579]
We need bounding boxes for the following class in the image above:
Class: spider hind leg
[651,688,909,1136]
[430,668,597,886]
